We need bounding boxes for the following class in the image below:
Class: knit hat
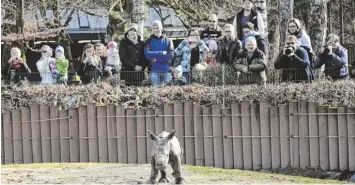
[55,46,64,53]
[152,20,163,29]
[127,23,138,32]
[107,41,118,49]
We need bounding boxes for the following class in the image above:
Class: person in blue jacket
[144,20,175,85]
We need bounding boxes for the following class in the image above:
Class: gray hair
[326,33,340,43]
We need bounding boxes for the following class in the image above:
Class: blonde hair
[223,24,236,40]
[285,34,299,44]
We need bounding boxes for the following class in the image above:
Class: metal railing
[3,65,354,86]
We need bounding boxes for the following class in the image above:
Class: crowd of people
[3,0,355,86]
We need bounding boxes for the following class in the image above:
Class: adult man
[200,14,222,44]
[274,35,314,83]
[144,20,174,85]
[241,22,266,54]
[229,0,265,40]
[313,33,349,80]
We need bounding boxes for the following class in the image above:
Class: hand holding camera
[283,46,295,57]
[321,45,332,54]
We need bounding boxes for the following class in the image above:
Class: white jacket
[36,57,56,84]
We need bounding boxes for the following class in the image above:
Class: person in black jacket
[274,35,314,83]
[119,23,149,86]
[215,24,242,65]
[227,0,265,40]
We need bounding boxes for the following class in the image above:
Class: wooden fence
[1,100,355,171]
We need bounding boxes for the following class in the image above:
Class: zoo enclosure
[1,100,355,171]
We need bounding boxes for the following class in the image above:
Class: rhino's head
[148,130,175,170]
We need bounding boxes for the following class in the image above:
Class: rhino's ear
[148,130,157,141]
[167,130,175,140]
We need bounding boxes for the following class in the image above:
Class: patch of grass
[1,163,118,169]
[184,165,345,184]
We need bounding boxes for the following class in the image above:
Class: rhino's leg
[146,157,159,184]
[158,169,169,183]
[171,155,186,184]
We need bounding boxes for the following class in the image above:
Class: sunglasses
[286,42,295,45]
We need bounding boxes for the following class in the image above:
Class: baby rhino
[146,130,186,184]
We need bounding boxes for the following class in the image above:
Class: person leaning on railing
[77,43,103,84]
[3,47,31,83]
[232,36,267,86]
[215,24,242,66]
[312,33,349,80]
[274,35,314,83]
[119,23,149,86]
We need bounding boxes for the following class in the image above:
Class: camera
[284,46,294,56]
[323,46,330,54]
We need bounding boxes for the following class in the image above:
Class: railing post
[10,70,15,85]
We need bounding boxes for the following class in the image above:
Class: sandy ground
[1,163,345,184]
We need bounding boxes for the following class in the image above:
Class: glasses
[286,42,295,45]
[224,31,231,33]
[209,20,217,23]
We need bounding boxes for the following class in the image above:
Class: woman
[287,18,313,52]
[216,24,242,65]
[119,23,148,86]
[77,43,103,84]
[233,37,267,85]
[36,45,56,84]
[174,29,209,84]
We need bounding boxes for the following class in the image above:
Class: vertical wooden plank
[88,103,99,162]
[1,118,4,164]
[59,110,70,162]
[146,110,155,163]
[30,104,41,163]
[318,106,329,170]
[231,103,243,169]
[299,100,310,168]
[212,104,223,168]
[328,107,339,170]
[137,110,147,164]
[69,108,80,162]
[203,106,214,167]
[12,110,23,164]
[40,105,51,162]
[251,104,261,170]
[222,108,233,169]
[347,108,355,171]
[173,102,185,164]
[50,106,61,163]
[164,104,174,132]
[241,101,252,170]
[184,101,195,165]
[270,106,280,169]
[116,105,127,163]
[3,113,13,164]
[97,106,108,163]
[126,108,137,164]
[79,106,89,162]
[308,102,319,167]
[193,104,204,166]
[289,101,299,168]
[155,107,164,134]
[260,101,271,169]
[337,107,348,170]
[279,105,290,168]
[107,104,118,163]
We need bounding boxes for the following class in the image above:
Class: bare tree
[279,0,293,49]
[309,0,328,54]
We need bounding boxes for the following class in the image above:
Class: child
[104,41,121,76]
[55,46,69,83]
[168,65,187,86]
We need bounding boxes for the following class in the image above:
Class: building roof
[1,6,201,42]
